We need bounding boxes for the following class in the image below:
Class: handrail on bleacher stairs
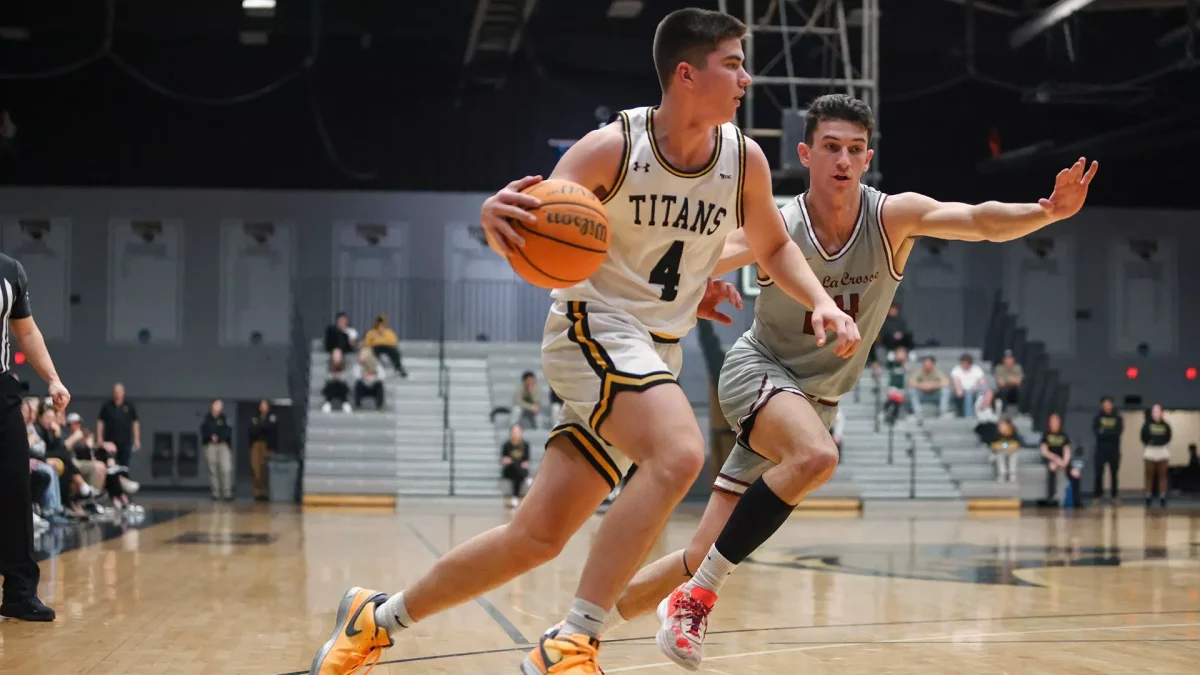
[286,295,311,465]
[436,310,457,496]
[983,290,1071,433]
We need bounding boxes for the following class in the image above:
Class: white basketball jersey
[551,106,747,339]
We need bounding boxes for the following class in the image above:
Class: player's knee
[650,434,706,490]
[782,438,839,486]
[508,520,570,565]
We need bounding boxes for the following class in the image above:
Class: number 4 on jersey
[803,293,859,335]
[649,240,684,301]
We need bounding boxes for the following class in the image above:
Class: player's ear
[677,61,694,89]
[864,147,874,170]
[797,143,811,167]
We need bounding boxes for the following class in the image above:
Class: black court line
[406,523,530,645]
[275,608,1200,674]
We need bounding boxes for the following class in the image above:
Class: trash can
[267,455,301,503]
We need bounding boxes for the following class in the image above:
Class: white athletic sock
[600,606,629,634]
[374,591,414,636]
[689,545,737,595]
[559,598,608,639]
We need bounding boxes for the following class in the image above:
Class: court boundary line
[406,523,530,645]
[275,608,1200,674]
[604,621,1200,672]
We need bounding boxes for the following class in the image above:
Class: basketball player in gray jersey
[599,94,1098,670]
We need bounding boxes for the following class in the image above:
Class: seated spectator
[500,423,531,508]
[989,417,1023,483]
[1040,412,1072,505]
[973,388,1003,444]
[26,400,66,523]
[907,356,952,419]
[513,371,542,429]
[322,349,352,413]
[993,350,1024,411]
[37,406,94,518]
[879,303,914,354]
[354,351,386,411]
[63,412,105,492]
[881,346,910,425]
[950,354,988,418]
[324,312,358,354]
[364,314,407,378]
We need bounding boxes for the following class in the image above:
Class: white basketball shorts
[540,299,683,490]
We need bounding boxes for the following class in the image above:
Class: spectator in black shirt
[501,424,531,508]
[322,349,352,413]
[878,303,914,353]
[0,252,71,622]
[324,312,358,354]
[201,399,234,501]
[1091,396,1123,501]
[36,407,92,516]
[1140,404,1172,507]
[97,383,139,468]
[1039,413,1072,505]
[249,400,278,502]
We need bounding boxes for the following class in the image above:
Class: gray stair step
[304,477,399,494]
[306,445,398,461]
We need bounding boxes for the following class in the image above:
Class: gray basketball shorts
[714,339,840,496]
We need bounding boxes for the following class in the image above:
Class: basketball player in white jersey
[591,94,1098,670]
[308,10,862,675]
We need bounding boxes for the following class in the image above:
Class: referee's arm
[8,261,70,410]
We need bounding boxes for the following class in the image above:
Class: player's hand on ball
[1038,157,1098,221]
[697,278,743,324]
[811,300,861,358]
[48,380,71,411]
[480,175,543,258]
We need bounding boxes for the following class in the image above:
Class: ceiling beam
[1009,0,1099,49]
[938,0,1019,18]
[463,0,491,65]
[507,0,540,55]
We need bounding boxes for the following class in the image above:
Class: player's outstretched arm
[478,123,626,259]
[738,139,861,357]
[884,157,1099,243]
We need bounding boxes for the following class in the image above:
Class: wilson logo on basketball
[546,212,608,244]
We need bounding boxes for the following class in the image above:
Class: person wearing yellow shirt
[363,315,407,378]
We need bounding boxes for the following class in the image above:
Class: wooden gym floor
[2,499,1198,674]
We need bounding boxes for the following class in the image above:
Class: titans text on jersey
[626,194,729,235]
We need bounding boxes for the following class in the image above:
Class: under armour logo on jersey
[632,162,650,172]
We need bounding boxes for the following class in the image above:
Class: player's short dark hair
[653,8,747,91]
[1100,395,1113,404]
[804,94,875,145]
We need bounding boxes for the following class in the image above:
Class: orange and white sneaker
[654,584,717,671]
[520,626,602,674]
[309,587,394,675]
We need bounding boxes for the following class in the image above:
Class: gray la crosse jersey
[743,183,903,401]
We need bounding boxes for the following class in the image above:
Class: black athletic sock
[713,477,797,565]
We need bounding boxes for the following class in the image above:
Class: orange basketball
[508,179,610,289]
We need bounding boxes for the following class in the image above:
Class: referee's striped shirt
[0,252,32,375]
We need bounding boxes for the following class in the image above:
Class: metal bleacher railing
[983,290,1071,433]
[287,294,311,459]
